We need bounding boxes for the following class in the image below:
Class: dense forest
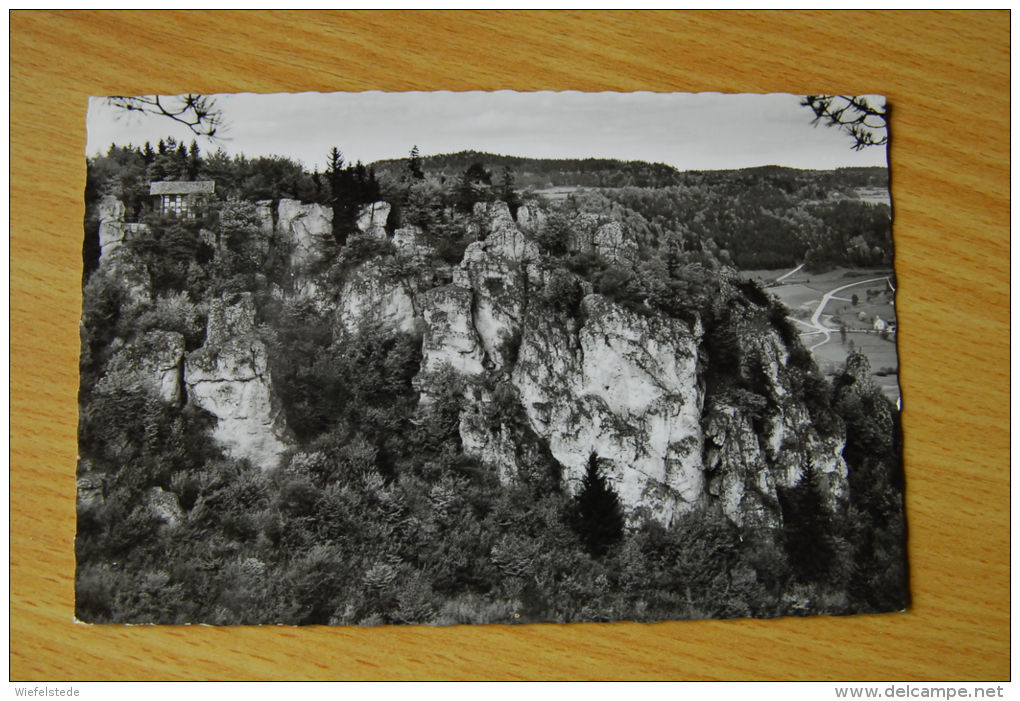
[77,142,905,625]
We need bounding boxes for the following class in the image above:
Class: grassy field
[769,284,822,317]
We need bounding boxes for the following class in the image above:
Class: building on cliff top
[150,180,216,219]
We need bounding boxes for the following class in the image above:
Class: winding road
[800,277,891,352]
[774,263,804,283]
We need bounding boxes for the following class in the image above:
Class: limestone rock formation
[467,201,519,242]
[488,200,517,234]
[255,200,275,237]
[393,225,434,265]
[147,486,184,526]
[593,221,638,263]
[100,329,186,404]
[561,216,637,264]
[515,203,546,234]
[84,189,854,531]
[277,199,335,272]
[338,259,417,334]
[185,293,290,470]
[419,201,540,383]
[408,197,848,527]
[356,202,391,239]
[566,213,602,255]
[98,195,128,261]
[417,285,485,381]
[510,294,704,524]
[701,323,850,527]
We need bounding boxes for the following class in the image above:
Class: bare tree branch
[106,94,225,138]
[802,95,888,151]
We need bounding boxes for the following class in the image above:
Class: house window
[162,194,193,218]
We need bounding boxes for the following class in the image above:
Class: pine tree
[325,147,348,245]
[573,454,625,557]
[777,464,835,584]
[406,145,425,182]
[499,166,521,217]
[186,140,202,180]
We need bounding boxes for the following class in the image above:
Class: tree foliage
[108,94,224,138]
[802,95,888,151]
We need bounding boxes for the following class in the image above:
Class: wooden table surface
[10,11,1010,681]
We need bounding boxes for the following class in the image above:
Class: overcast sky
[86,91,888,172]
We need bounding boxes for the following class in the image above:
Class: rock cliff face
[91,194,849,530]
[356,202,391,239]
[277,199,335,273]
[418,285,486,380]
[405,201,846,527]
[101,330,186,405]
[184,293,290,470]
[509,295,706,523]
[515,203,546,234]
[339,259,417,334]
[98,195,128,261]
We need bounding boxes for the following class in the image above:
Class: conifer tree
[499,166,521,217]
[325,147,348,245]
[573,454,625,557]
[406,145,425,181]
[777,465,835,583]
[186,140,202,180]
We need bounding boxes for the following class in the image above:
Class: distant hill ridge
[370,150,888,190]
[370,150,686,189]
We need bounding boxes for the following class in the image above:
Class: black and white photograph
[77,91,906,626]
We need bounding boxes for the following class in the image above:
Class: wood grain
[10,10,1009,681]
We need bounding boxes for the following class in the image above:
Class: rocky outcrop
[418,285,485,380]
[147,486,184,526]
[184,293,290,470]
[415,203,708,523]
[418,201,540,385]
[277,199,335,272]
[467,201,519,242]
[99,330,186,404]
[256,200,275,237]
[455,235,534,369]
[98,195,128,261]
[88,189,853,530]
[566,213,601,255]
[410,199,847,527]
[515,204,546,234]
[356,202,391,239]
[393,226,434,265]
[593,221,638,263]
[701,319,850,527]
[703,404,779,528]
[510,294,704,524]
[559,215,637,264]
[488,201,516,234]
[339,259,417,334]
